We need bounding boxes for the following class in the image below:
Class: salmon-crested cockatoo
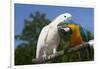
[36,13,72,60]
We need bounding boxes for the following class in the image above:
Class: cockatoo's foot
[53,48,56,55]
[42,51,47,61]
[42,54,47,60]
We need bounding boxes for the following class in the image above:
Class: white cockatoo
[36,13,72,60]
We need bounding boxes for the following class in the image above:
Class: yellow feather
[66,24,83,47]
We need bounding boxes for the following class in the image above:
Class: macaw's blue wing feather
[79,26,88,42]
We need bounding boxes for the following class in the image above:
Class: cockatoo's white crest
[51,13,72,25]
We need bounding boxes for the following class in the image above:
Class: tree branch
[32,42,92,64]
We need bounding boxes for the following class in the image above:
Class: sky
[15,3,94,47]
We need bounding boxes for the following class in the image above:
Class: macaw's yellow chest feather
[67,24,83,47]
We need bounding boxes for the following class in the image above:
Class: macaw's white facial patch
[88,40,94,47]
[61,27,70,32]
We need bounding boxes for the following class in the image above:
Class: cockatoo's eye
[64,16,66,18]
[63,17,72,24]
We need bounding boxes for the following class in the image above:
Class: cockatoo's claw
[42,54,47,61]
[53,48,56,55]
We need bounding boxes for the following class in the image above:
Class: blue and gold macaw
[58,22,91,44]
[66,23,89,47]
[57,20,94,61]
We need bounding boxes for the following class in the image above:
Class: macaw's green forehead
[59,20,73,26]
[58,22,66,26]
[63,19,73,24]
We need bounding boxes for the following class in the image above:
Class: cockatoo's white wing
[36,25,49,59]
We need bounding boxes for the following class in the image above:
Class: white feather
[88,40,94,47]
[36,25,49,59]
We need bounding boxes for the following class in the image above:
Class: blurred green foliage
[15,11,94,65]
[15,11,51,65]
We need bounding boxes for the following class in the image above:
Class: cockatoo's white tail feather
[36,25,49,59]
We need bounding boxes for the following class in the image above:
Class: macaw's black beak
[57,23,72,35]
